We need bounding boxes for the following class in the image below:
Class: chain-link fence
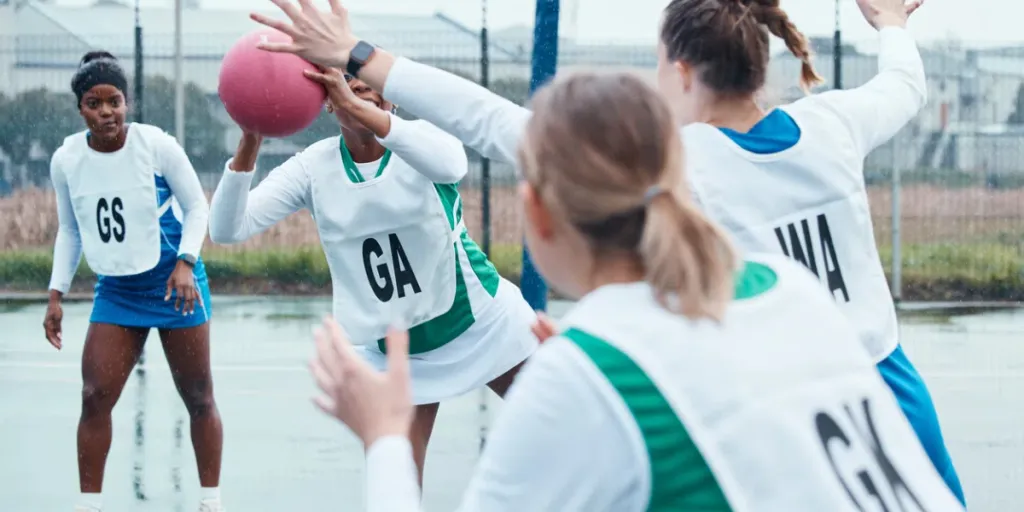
[3,28,1024,300]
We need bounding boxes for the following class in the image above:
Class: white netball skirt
[355,278,540,405]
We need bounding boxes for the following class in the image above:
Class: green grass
[0,245,525,294]
[3,243,1023,301]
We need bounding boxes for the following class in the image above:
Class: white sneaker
[198,498,226,512]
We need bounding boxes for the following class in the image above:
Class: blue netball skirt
[90,252,213,330]
[877,344,965,505]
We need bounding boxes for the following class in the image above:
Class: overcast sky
[61,0,1021,47]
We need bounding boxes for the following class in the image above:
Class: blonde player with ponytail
[301,71,963,511]
[253,0,964,506]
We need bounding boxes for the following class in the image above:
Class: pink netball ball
[218,28,326,138]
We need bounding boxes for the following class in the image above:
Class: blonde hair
[518,73,736,321]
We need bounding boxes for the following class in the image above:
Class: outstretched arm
[208,134,311,244]
[250,6,532,166]
[790,0,927,157]
[376,56,531,167]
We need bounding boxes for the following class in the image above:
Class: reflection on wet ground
[1,296,1022,511]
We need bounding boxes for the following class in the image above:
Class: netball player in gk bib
[207,67,538,482]
[655,0,963,504]
[248,0,965,504]
[300,69,965,511]
[44,52,224,512]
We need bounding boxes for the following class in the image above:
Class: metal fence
[3,33,1024,301]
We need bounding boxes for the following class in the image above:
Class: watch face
[353,41,374,62]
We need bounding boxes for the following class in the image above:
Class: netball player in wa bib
[207,67,538,482]
[297,69,965,511]
[249,0,964,504]
[44,52,224,512]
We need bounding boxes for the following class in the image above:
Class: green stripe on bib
[564,328,732,511]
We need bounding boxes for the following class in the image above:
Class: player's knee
[179,379,217,418]
[80,383,117,418]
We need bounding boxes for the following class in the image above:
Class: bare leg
[409,403,440,488]
[486,361,526,398]
[78,324,148,492]
[159,323,223,488]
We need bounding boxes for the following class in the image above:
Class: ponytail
[752,0,824,92]
[640,188,735,321]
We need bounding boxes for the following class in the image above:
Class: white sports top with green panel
[363,254,965,511]
[208,116,503,354]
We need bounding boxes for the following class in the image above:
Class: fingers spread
[314,323,344,376]
[309,358,337,395]
[312,394,336,417]
[249,12,299,38]
[265,0,305,26]
[303,70,330,83]
[327,0,345,16]
[256,41,302,54]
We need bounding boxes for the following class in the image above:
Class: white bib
[561,256,963,511]
[309,138,458,344]
[683,108,898,361]
[60,126,167,277]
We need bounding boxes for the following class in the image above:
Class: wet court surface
[2,297,1023,511]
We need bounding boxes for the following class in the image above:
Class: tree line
[0,71,531,193]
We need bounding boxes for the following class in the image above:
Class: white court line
[0,361,306,372]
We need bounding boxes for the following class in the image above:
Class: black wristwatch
[346,40,377,78]
[178,253,197,267]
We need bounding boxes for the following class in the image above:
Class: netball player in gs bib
[250,0,965,504]
[299,70,965,511]
[45,52,224,512]
[207,67,538,482]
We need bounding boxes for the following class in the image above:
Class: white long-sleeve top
[208,113,467,244]
[362,256,963,512]
[48,124,208,293]
[366,25,930,511]
[383,26,924,167]
[366,334,646,512]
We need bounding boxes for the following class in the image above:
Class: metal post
[480,0,491,259]
[132,351,147,502]
[891,134,903,304]
[133,0,143,124]
[131,1,147,500]
[833,0,842,89]
[522,0,560,312]
[173,0,185,146]
[478,0,491,456]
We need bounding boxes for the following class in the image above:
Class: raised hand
[251,0,358,69]
[310,317,414,446]
[855,0,924,29]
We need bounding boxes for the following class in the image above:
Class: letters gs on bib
[816,398,928,512]
[774,213,849,303]
[362,233,422,302]
[96,197,126,243]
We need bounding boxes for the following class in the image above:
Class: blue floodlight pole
[521,0,560,312]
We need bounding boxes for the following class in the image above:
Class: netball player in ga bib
[44,52,224,512]
[207,67,538,482]
[303,70,965,512]
[248,0,964,504]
